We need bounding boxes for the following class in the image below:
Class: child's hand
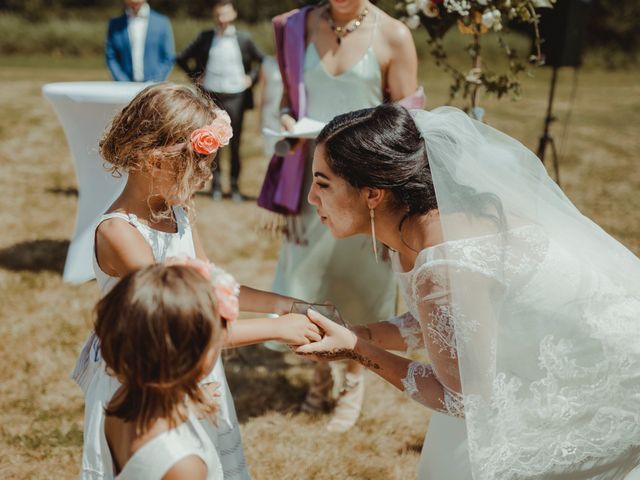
[202,381,222,400]
[273,295,302,316]
[193,382,221,419]
[276,313,323,346]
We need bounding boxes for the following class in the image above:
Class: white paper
[262,116,326,139]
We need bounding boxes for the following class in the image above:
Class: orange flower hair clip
[163,110,233,155]
[191,110,233,155]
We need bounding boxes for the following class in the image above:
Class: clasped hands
[280,309,358,362]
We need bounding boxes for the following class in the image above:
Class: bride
[295,103,640,479]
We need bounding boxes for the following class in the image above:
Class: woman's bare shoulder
[376,8,414,48]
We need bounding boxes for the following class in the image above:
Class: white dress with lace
[391,224,640,479]
[72,207,249,480]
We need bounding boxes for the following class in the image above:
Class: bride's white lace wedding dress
[391,225,640,479]
[388,108,640,479]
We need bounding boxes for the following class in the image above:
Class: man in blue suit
[105,0,175,82]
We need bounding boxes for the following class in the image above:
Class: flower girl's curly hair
[99,82,224,219]
[94,264,226,432]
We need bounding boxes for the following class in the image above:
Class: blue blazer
[105,10,175,82]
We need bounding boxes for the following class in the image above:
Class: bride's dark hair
[316,103,505,227]
[317,103,438,216]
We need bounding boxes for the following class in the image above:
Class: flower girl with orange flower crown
[72,83,321,480]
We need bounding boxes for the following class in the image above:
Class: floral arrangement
[397,0,554,118]
[165,256,240,322]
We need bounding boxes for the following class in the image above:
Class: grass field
[0,48,639,479]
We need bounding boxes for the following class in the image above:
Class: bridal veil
[411,107,640,479]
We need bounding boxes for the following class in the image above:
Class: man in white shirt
[105,0,175,82]
[176,0,264,202]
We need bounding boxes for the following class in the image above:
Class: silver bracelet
[280,107,292,117]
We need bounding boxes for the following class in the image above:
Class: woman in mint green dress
[272,0,422,432]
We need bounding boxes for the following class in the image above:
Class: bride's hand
[294,309,357,361]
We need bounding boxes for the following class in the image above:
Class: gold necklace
[323,5,369,45]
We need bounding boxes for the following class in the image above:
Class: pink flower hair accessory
[164,256,240,323]
[162,110,233,155]
[190,109,233,155]
[208,263,240,323]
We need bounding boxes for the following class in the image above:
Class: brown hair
[95,264,225,432]
[99,82,223,219]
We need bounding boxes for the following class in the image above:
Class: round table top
[42,81,150,104]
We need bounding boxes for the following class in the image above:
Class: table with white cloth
[42,82,149,283]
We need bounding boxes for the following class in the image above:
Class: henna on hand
[299,348,380,370]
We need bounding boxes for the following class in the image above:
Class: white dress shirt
[126,2,150,82]
[203,25,247,94]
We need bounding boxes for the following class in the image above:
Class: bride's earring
[370,208,379,264]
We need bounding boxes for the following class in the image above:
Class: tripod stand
[537,66,561,184]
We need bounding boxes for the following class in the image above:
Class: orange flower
[191,126,221,155]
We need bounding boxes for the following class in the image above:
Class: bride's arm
[353,312,425,352]
[296,310,462,416]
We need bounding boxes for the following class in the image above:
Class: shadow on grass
[0,239,68,274]
[47,187,78,197]
[224,344,309,422]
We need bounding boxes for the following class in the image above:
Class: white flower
[477,0,488,5]
[415,0,428,9]
[404,14,421,29]
[406,2,419,15]
[444,0,471,17]
[482,8,502,29]
[481,9,496,28]
[532,0,554,7]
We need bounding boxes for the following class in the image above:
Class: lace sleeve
[387,312,424,353]
[401,362,464,417]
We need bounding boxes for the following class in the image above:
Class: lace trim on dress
[401,361,434,399]
[442,384,465,418]
[425,304,458,359]
[388,312,423,353]
[402,362,465,418]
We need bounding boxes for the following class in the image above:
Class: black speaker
[538,0,592,67]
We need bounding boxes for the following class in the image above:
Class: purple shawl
[257,7,313,215]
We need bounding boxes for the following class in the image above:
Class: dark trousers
[210,91,245,191]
